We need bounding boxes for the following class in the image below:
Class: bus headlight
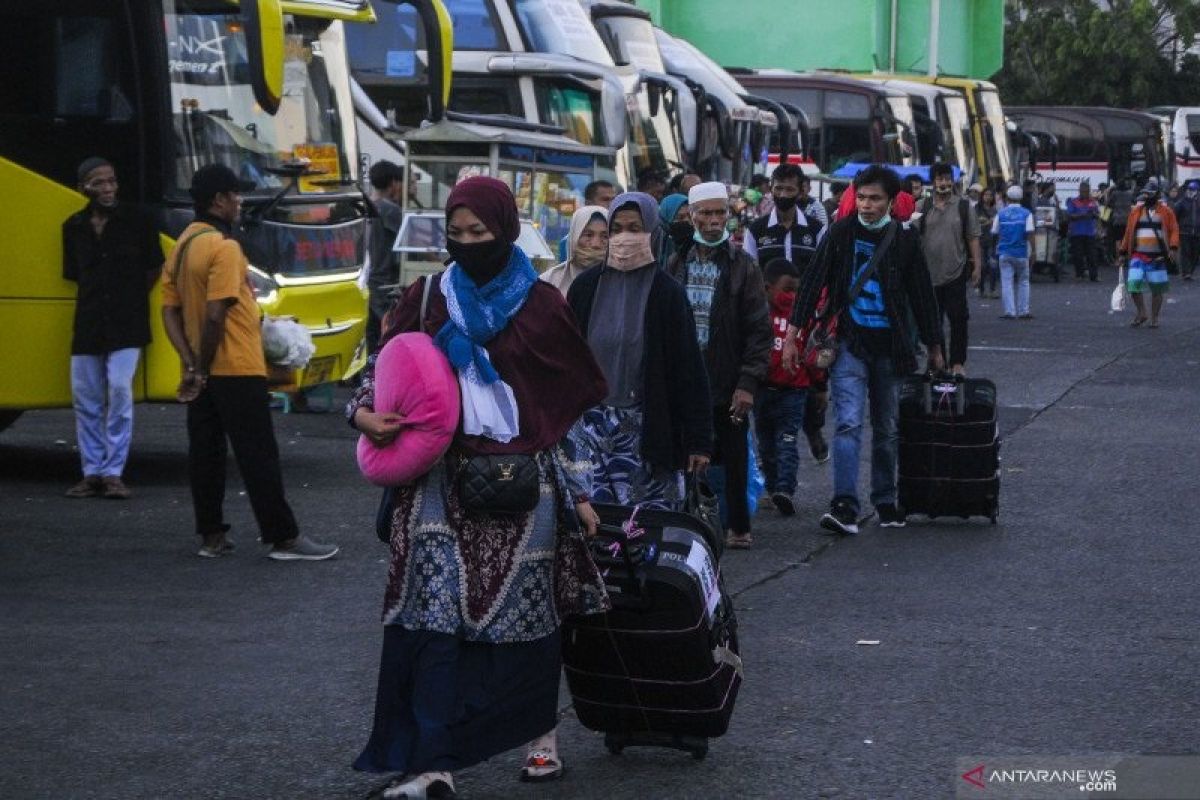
[247,266,279,305]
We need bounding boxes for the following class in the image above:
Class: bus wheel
[0,411,23,433]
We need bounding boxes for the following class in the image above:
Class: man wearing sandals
[1119,178,1179,329]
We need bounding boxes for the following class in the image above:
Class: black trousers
[186,375,299,543]
[802,385,827,437]
[1070,235,1099,280]
[1180,233,1200,277]
[935,270,971,367]
[712,406,751,534]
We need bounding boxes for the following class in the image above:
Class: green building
[637,0,1004,79]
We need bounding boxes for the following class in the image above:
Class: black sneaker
[876,503,907,528]
[820,499,859,536]
[770,492,796,516]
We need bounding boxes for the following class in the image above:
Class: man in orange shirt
[161,164,339,560]
[1118,178,1179,328]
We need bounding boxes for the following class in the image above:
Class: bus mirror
[648,83,661,117]
[392,0,454,122]
[241,0,285,115]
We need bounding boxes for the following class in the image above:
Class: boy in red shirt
[756,258,825,516]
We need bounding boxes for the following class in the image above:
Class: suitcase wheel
[604,732,626,756]
[686,738,709,761]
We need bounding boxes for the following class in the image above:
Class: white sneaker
[381,771,455,799]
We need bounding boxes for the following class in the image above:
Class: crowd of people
[55,150,1187,798]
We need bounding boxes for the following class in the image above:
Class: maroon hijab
[445,176,521,242]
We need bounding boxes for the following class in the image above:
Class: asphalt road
[2,272,1198,799]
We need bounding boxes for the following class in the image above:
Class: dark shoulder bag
[374,276,436,543]
[803,221,898,369]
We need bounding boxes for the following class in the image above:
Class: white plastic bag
[261,316,316,369]
[1110,266,1127,313]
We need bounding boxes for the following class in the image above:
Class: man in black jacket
[782,165,944,534]
[62,157,162,500]
[668,182,772,549]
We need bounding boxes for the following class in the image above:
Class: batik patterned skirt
[577,405,683,510]
[355,450,608,775]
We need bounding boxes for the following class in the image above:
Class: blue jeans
[829,348,899,514]
[70,348,140,477]
[755,387,807,495]
[999,255,1030,316]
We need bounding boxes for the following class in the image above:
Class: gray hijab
[590,191,660,407]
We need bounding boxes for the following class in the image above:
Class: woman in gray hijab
[517,193,712,783]
[567,191,713,509]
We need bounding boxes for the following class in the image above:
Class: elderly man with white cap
[666,181,772,549]
[991,184,1036,319]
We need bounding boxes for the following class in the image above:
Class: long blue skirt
[353,626,561,774]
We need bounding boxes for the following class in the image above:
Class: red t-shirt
[766,291,826,390]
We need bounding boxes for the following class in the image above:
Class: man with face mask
[61,157,163,500]
[917,163,981,375]
[667,182,772,549]
[1171,179,1200,280]
[781,165,944,534]
[744,164,825,271]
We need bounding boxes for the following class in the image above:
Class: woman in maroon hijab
[348,177,609,797]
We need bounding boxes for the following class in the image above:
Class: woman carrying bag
[348,176,610,798]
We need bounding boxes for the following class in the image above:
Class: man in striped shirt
[1118,178,1179,328]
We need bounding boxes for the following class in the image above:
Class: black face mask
[772,194,798,212]
[669,220,694,249]
[1144,194,1159,207]
[445,237,512,285]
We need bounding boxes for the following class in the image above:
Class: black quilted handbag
[456,454,540,515]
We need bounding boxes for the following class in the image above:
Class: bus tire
[0,410,23,433]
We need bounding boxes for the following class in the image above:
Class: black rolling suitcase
[562,503,741,760]
[898,374,1001,523]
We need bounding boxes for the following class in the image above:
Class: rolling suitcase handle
[920,371,967,417]
[591,523,648,601]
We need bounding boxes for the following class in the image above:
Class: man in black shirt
[782,165,943,534]
[62,157,162,499]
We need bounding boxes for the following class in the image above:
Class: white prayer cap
[1006,185,1023,201]
[688,181,729,205]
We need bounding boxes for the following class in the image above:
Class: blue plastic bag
[706,427,765,529]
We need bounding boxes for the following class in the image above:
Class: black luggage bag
[562,503,741,760]
[898,374,1001,522]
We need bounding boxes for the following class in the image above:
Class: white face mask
[606,232,655,271]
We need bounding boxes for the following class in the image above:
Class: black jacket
[62,203,162,355]
[568,266,713,469]
[667,240,772,404]
[790,217,942,375]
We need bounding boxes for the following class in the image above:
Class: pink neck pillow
[356,332,461,487]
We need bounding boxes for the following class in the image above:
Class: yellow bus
[856,74,1013,187]
[0,0,446,432]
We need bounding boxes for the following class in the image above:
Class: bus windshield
[164,2,352,198]
[977,88,1012,182]
[512,0,615,66]
[943,95,975,179]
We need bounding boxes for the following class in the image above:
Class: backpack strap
[169,228,222,309]
[418,272,435,330]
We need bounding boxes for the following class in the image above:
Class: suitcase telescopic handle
[593,523,646,598]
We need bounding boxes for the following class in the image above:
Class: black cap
[189,164,256,207]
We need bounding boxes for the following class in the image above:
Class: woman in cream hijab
[541,205,608,296]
